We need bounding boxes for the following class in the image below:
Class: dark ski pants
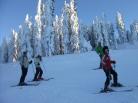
[103,67,118,89]
[19,66,28,84]
[33,67,43,80]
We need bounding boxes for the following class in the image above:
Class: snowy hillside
[0,46,138,103]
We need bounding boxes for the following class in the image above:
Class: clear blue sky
[0,0,138,44]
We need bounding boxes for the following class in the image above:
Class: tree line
[0,0,138,63]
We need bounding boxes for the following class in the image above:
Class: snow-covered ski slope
[0,43,138,103]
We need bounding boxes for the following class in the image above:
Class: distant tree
[53,15,64,55]
[107,23,117,49]
[69,0,80,53]
[116,11,127,44]
[48,0,55,55]
[126,30,132,43]
[63,0,80,53]
[35,0,47,56]
[7,29,19,62]
[1,38,9,63]
[23,14,34,59]
[92,17,103,47]
[130,20,138,43]
[79,24,92,52]
[62,0,70,54]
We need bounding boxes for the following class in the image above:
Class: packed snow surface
[0,44,138,103]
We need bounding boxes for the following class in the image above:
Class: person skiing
[102,46,122,92]
[95,42,104,69]
[33,55,44,81]
[19,51,32,86]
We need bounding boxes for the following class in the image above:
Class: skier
[102,46,122,92]
[33,55,44,81]
[95,42,104,69]
[19,51,32,86]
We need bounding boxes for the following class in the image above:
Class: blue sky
[0,0,138,44]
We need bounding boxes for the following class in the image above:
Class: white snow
[0,44,138,103]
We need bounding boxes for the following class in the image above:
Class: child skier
[19,51,32,86]
[95,42,104,69]
[33,55,44,81]
[102,46,122,92]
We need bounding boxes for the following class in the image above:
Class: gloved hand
[29,60,32,64]
[112,60,116,64]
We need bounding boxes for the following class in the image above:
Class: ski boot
[111,83,123,87]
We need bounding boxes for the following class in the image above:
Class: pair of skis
[11,77,54,87]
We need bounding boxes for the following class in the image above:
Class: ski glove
[111,60,116,64]
[29,60,32,64]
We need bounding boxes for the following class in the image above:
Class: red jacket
[102,54,112,70]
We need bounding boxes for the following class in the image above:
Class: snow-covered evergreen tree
[12,30,18,61]
[91,14,117,49]
[17,25,24,59]
[1,38,9,63]
[53,15,60,55]
[116,11,127,44]
[69,0,80,53]
[79,24,92,52]
[53,15,64,55]
[92,17,103,47]
[34,0,55,56]
[62,0,80,53]
[23,14,34,59]
[89,24,97,49]
[35,0,47,56]
[100,14,110,47]
[7,29,19,62]
[126,30,132,43]
[62,0,70,54]
[57,14,64,54]
[107,23,117,49]
[130,20,138,43]
[25,14,34,49]
[47,0,55,55]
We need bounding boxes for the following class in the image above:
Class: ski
[94,88,133,94]
[11,83,40,87]
[41,77,54,81]
[91,67,102,70]
[28,77,54,82]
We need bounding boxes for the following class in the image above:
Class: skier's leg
[19,66,28,84]
[110,68,118,85]
[103,69,110,90]
[38,67,43,78]
[33,68,39,81]
[37,67,43,80]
